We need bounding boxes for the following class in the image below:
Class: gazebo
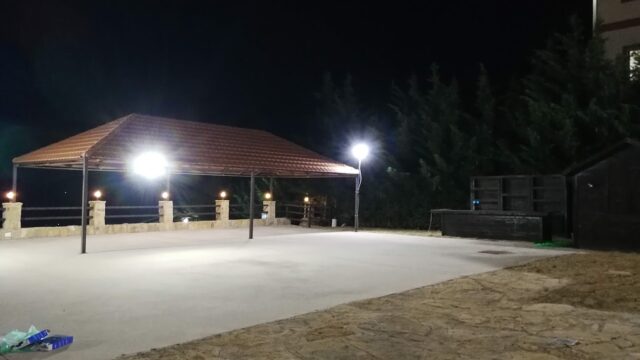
[11,114,359,253]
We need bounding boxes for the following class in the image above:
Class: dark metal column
[11,165,17,202]
[81,156,89,254]
[354,161,361,232]
[249,172,255,239]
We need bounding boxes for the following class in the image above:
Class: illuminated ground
[121,252,640,360]
[0,226,569,360]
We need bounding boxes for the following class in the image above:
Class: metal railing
[173,204,215,221]
[229,203,263,220]
[278,203,329,226]
[15,201,330,228]
[21,206,84,226]
[104,205,159,224]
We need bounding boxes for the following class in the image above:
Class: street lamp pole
[354,159,362,232]
[351,143,368,232]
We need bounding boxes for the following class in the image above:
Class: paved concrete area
[0,226,571,360]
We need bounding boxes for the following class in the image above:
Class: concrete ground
[0,226,571,360]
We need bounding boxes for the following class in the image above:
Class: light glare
[93,190,102,199]
[264,192,272,200]
[304,196,310,203]
[161,191,170,200]
[6,191,15,200]
[351,143,370,161]
[219,191,227,199]
[132,152,168,180]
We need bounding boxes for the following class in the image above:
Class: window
[624,45,640,79]
[630,49,640,70]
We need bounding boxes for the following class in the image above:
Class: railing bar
[173,205,215,209]
[107,206,159,209]
[23,207,83,211]
[105,214,160,219]
[177,212,215,216]
[22,216,83,220]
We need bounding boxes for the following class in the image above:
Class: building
[596,0,640,68]
[564,139,640,249]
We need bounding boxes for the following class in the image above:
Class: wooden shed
[565,139,640,249]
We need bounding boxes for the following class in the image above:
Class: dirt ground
[118,252,640,360]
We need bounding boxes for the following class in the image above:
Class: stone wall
[0,218,291,240]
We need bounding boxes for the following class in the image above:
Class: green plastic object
[0,326,40,354]
[535,239,573,248]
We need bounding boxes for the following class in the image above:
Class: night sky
[1,0,589,201]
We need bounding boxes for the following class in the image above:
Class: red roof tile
[13,114,359,178]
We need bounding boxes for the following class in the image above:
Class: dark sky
[0,0,589,187]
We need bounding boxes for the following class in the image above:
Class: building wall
[597,0,640,59]
[573,145,640,249]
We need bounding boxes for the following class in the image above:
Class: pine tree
[473,64,497,175]
[517,18,637,172]
[392,65,478,210]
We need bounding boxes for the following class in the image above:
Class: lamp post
[351,143,369,232]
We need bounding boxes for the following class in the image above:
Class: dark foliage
[306,19,640,228]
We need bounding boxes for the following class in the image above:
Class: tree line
[300,19,640,228]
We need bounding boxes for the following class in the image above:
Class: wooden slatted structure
[470,175,568,237]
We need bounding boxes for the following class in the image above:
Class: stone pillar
[2,202,22,230]
[159,200,173,224]
[215,199,229,221]
[89,201,106,227]
[263,200,276,225]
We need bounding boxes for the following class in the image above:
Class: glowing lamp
[5,191,15,201]
[93,190,102,199]
[161,191,170,200]
[219,191,227,199]
[264,192,272,200]
[182,217,190,223]
[132,152,168,180]
[351,143,370,162]
[304,196,310,203]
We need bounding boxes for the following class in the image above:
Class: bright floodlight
[219,191,227,199]
[93,190,102,199]
[304,196,310,203]
[264,192,272,200]
[351,143,370,161]
[161,191,170,200]
[132,152,168,180]
[6,191,15,200]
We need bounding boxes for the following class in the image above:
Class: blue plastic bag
[0,326,42,354]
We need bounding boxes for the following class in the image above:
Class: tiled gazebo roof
[13,114,359,178]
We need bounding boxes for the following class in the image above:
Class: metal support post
[81,156,89,254]
[11,165,17,203]
[249,172,255,239]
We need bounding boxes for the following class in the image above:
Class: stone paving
[120,252,640,360]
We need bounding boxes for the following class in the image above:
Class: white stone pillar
[215,200,229,221]
[89,200,106,227]
[159,200,173,224]
[2,202,22,230]
[263,200,276,225]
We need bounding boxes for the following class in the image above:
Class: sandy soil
[118,252,640,360]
